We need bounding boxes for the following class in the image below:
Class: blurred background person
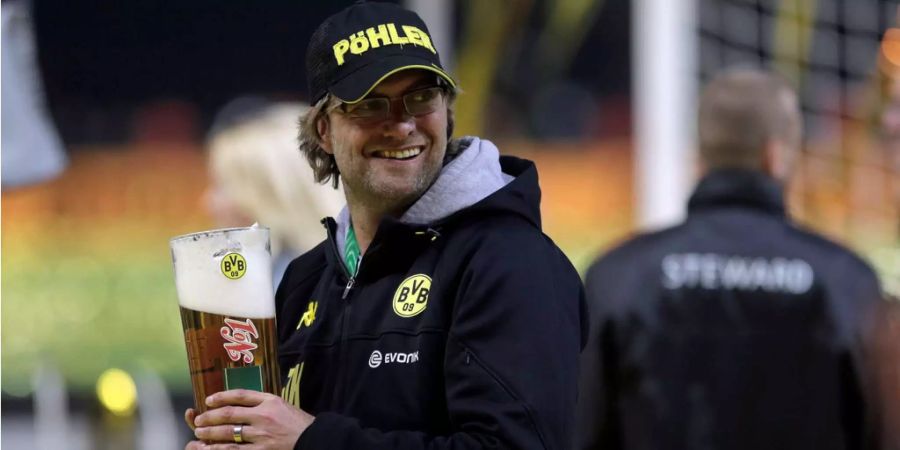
[2,0,67,189]
[874,39,900,447]
[882,70,900,230]
[204,99,345,285]
[577,68,885,450]
[884,71,900,166]
[871,294,900,450]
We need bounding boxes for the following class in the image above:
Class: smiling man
[183,2,586,450]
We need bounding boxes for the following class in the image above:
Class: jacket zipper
[459,343,549,448]
[323,219,356,300]
[323,219,356,408]
[342,277,355,299]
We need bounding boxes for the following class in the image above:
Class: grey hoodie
[335,136,514,258]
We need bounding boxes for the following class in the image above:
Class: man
[882,67,900,240]
[871,294,900,450]
[577,69,884,450]
[185,2,585,449]
[874,63,900,449]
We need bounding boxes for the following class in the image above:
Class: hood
[335,136,543,256]
[401,136,514,224]
[444,151,543,230]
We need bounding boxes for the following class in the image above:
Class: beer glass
[170,226,282,413]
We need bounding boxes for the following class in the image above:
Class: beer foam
[171,227,276,318]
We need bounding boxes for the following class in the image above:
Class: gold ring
[233,424,244,444]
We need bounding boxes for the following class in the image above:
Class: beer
[171,227,282,413]
[179,309,280,413]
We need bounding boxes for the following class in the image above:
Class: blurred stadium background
[2,0,897,448]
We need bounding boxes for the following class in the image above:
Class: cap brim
[329,54,456,103]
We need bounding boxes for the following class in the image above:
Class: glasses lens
[403,87,443,116]
[344,98,390,119]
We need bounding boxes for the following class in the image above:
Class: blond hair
[208,102,345,254]
[298,95,342,188]
[698,68,802,170]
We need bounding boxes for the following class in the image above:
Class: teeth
[376,147,422,159]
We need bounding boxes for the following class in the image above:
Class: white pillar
[2,2,68,189]
[33,363,69,450]
[136,371,180,450]
[632,0,697,230]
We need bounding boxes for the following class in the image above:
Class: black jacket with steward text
[577,169,883,450]
[276,155,586,450]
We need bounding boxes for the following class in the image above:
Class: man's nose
[381,105,416,138]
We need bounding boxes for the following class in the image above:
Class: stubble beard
[333,136,444,216]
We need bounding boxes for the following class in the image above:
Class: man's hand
[183,390,314,450]
[184,408,197,431]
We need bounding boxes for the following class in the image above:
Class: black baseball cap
[306,1,456,104]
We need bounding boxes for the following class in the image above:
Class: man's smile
[370,146,424,161]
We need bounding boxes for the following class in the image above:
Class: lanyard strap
[344,224,361,277]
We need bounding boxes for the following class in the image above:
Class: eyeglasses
[338,86,445,122]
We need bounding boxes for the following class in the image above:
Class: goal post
[632,0,699,231]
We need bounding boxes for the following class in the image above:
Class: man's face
[318,70,449,212]
[882,76,900,162]
[882,76,900,204]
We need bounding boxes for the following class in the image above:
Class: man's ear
[763,138,787,181]
[446,106,455,140]
[317,117,333,154]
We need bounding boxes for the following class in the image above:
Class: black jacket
[277,156,586,450]
[577,169,883,450]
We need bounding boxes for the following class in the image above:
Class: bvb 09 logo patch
[393,274,431,317]
[221,252,247,279]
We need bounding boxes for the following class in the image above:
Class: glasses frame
[335,86,447,122]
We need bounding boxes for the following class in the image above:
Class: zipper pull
[414,228,442,242]
[342,277,355,300]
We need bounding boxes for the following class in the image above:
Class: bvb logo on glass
[393,274,431,317]
[221,252,247,279]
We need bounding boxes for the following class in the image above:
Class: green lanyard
[344,224,361,277]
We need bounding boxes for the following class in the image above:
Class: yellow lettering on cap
[333,23,437,64]
[417,28,437,54]
[349,31,369,55]
[403,25,436,54]
[333,39,350,65]
[366,24,391,48]
[403,26,423,47]
[387,23,409,44]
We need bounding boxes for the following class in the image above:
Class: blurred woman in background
[204,99,344,285]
